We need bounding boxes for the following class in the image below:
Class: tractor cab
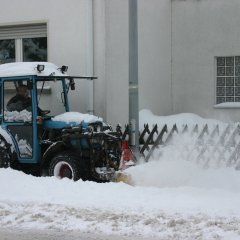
[0,62,112,178]
[0,62,124,182]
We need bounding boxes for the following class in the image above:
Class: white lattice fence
[122,123,240,169]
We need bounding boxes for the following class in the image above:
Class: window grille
[216,56,240,104]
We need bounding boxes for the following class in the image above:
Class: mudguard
[41,141,67,169]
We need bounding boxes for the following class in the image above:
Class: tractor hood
[43,112,103,129]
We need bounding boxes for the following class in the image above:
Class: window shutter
[0,23,47,40]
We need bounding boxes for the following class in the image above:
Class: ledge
[214,102,240,109]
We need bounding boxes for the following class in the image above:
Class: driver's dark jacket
[7,95,31,112]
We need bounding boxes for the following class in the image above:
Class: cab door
[2,77,39,163]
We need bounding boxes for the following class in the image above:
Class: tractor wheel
[48,151,90,181]
[0,136,11,168]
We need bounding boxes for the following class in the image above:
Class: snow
[17,139,32,158]
[52,112,103,124]
[4,110,32,122]
[139,109,227,130]
[0,126,15,153]
[214,102,240,108]
[1,109,240,239]
[0,62,67,77]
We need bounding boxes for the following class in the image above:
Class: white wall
[104,0,129,126]
[138,0,172,117]
[3,0,238,125]
[0,0,93,115]
[100,0,240,124]
[95,0,172,126]
[93,0,106,121]
[0,0,172,126]
[172,0,240,122]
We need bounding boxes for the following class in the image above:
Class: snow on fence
[122,123,240,169]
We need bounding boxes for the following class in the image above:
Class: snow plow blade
[112,171,133,185]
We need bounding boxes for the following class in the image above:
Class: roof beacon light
[37,64,45,73]
[60,65,68,73]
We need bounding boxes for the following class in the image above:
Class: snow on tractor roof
[0,62,68,77]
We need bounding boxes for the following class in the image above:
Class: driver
[7,85,49,116]
[7,85,31,112]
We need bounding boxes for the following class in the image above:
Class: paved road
[0,228,158,240]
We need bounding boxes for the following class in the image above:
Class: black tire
[48,151,90,181]
[0,136,11,168]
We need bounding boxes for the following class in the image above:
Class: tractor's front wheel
[0,136,12,168]
[49,152,88,181]
[0,148,11,168]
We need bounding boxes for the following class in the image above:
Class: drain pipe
[129,0,139,160]
[86,0,94,114]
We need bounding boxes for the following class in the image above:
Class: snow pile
[138,109,240,168]
[130,110,240,188]
[0,62,67,77]
[1,167,240,239]
[52,112,103,124]
[139,109,227,130]
[1,110,240,239]
[4,110,32,122]
[127,144,240,190]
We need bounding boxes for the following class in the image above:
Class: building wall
[93,0,107,121]
[104,0,129,126]
[172,0,240,122]
[97,0,172,126]
[138,0,172,118]
[0,0,93,116]
[2,0,240,125]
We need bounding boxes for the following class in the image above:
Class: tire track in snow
[0,201,240,239]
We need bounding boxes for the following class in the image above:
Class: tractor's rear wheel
[48,151,90,181]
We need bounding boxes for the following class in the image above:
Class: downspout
[86,0,94,114]
[129,0,139,160]
[170,0,174,113]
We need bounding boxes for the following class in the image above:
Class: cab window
[4,80,32,122]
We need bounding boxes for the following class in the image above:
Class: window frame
[215,56,240,108]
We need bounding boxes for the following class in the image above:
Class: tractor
[0,62,123,182]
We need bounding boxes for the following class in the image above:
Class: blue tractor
[0,62,122,181]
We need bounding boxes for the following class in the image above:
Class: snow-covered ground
[1,110,240,239]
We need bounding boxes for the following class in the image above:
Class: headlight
[96,125,101,132]
[88,125,94,132]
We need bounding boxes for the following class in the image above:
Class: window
[4,80,32,122]
[23,37,47,61]
[0,39,15,63]
[0,23,47,64]
[216,56,240,104]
